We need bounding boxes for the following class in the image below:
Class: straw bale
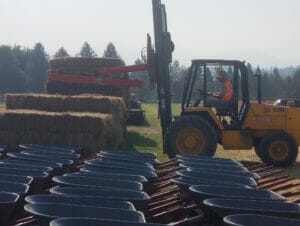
[45,81,130,108]
[5,93,128,120]
[0,110,124,154]
[50,57,125,75]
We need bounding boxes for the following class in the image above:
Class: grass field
[120,103,300,182]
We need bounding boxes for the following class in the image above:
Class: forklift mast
[151,0,174,150]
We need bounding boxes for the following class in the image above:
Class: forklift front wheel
[166,115,217,158]
[259,132,298,167]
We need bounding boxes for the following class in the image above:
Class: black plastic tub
[187,167,260,179]
[0,161,53,173]
[53,175,143,191]
[50,218,165,226]
[171,178,251,200]
[177,157,243,167]
[224,214,300,226]
[0,145,7,151]
[100,150,157,159]
[50,186,151,211]
[180,162,248,172]
[203,198,300,219]
[81,165,157,181]
[0,181,29,199]
[24,203,145,226]
[0,181,29,211]
[20,149,80,159]
[0,167,49,193]
[25,195,136,210]
[19,144,81,153]
[2,159,63,175]
[177,170,257,187]
[177,155,242,164]
[0,173,33,185]
[65,172,148,185]
[85,159,155,172]
[20,151,78,161]
[0,192,19,223]
[19,146,76,155]
[190,186,285,203]
[98,153,158,166]
[7,152,73,169]
[87,158,155,170]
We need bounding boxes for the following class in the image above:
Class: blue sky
[0,0,299,67]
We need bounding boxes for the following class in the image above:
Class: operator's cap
[217,70,228,80]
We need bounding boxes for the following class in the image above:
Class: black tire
[253,139,267,163]
[254,145,267,163]
[259,132,298,167]
[166,115,217,158]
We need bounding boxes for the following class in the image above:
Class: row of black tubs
[24,149,160,226]
[0,144,82,225]
[169,154,300,226]
[0,146,299,226]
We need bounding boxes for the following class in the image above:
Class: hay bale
[48,57,130,107]
[0,110,124,154]
[5,93,128,121]
[50,57,125,75]
[45,81,130,108]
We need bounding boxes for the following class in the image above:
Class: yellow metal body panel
[242,103,287,131]
[184,103,300,149]
[184,107,224,129]
[242,103,300,145]
[222,130,253,150]
[286,107,300,144]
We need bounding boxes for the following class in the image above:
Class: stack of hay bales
[5,94,128,121]
[46,57,131,107]
[2,94,127,155]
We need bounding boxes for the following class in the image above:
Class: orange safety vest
[221,80,233,102]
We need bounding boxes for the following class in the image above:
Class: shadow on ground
[119,131,158,151]
[127,119,151,127]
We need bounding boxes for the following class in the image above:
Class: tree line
[0,42,119,94]
[0,42,299,103]
[132,60,300,103]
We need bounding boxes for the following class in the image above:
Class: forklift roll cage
[181,60,250,129]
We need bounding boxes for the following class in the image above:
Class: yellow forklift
[148,0,299,166]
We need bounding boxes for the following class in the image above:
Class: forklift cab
[181,60,250,129]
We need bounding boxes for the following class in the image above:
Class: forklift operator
[206,70,233,108]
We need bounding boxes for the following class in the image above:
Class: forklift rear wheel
[254,145,267,163]
[166,115,217,158]
[259,132,298,167]
[254,139,267,163]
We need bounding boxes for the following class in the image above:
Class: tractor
[146,0,300,166]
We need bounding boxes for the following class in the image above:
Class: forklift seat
[216,102,233,117]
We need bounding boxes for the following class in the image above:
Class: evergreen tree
[0,45,26,92]
[293,69,300,98]
[103,42,119,58]
[54,47,70,58]
[77,42,97,57]
[25,43,49,92]
[169,60,187,102]
[247,63,256,99]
